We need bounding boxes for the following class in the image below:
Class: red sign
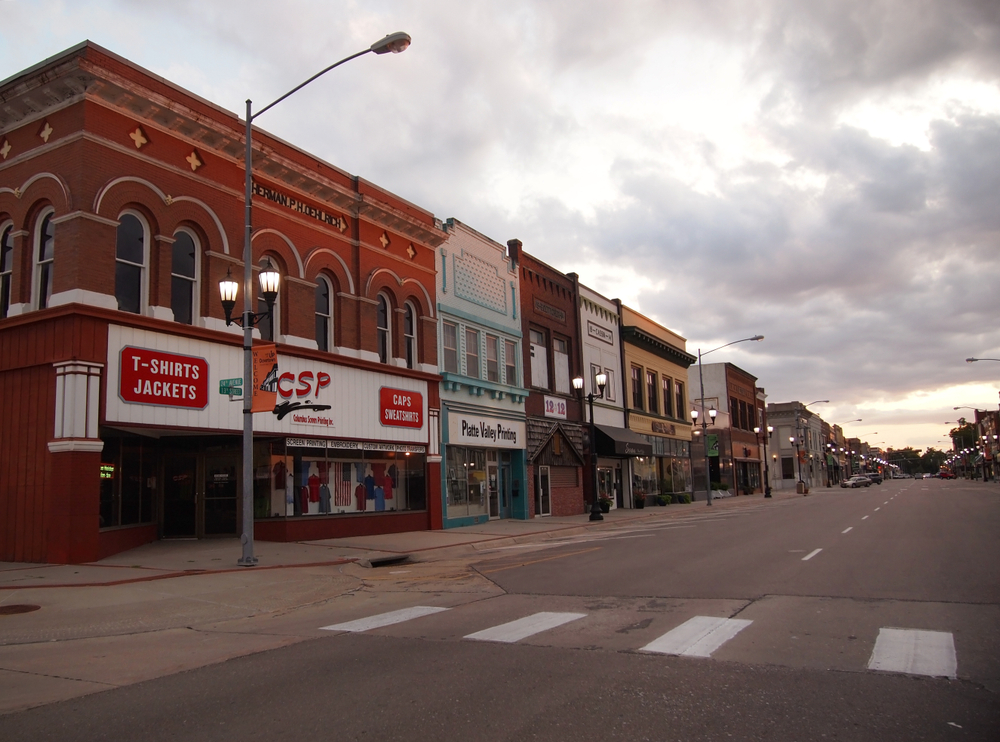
[379,387,423,429]
[119,346,208,409]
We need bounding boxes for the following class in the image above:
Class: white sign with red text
[105,325,428,444]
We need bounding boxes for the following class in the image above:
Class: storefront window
[446,446,488,519]
[99,434,156,528]
[265,440,426,518]
[633,456,659,498]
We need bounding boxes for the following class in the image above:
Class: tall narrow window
[529,328,548,389]
[376,294,391,363]
[0,224,12,318]
[590,363,602,396]
[443,320,459,373]
[486,335,499,382]
[646,370,658,414]
[675,380,685,420]
[553,337,570,394]
[404,303,417,369]
[603,368,616,402]
[170,230,198,325]
[662,376,674,417]
[315,277,332,352]
[465,328,480,379]
[35,210,55,310]
[256,265,279,342]
[631,365,643,410]
[504,339,518,385]
[115,213,146,314]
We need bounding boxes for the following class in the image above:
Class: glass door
[500,459,512,519]
[204,455,239,536]
[163,454,197,538]
[536,465,551,516]
[488,462,499,518]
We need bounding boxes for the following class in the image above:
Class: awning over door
[594,425,653,457]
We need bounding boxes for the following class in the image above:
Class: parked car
[863,472,883,485]
[841,475,872,488]
[938,470,956,479]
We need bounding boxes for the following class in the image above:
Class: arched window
[255,261,280,342]
[376,294,391,364]
[114,212,148,314]
[34,209,55,310]
[315,276,333,352]
[403,302,417,369]
[0,223,13,318]
[170,230,199,325]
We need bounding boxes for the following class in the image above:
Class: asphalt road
[2,479,998,741]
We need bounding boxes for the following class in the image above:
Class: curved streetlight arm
[967,358,1000,363]
[252,49,371,123]
[701,335,764,359]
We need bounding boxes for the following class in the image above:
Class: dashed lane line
[802,548,823,561]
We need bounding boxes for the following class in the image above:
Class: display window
[445,445,490,518]
[99,434,156,528]
[263,439,426,518]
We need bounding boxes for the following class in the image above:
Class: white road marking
[884,501,888,505]
[875,507,881,511]
[862,515,869,520]
[320,606,449,632]
[641,615,753,657]
[389,570,411,574]
[842,527,853,534]
[465,611,586,643]
[802,548,823,561]
[868,628,957,678]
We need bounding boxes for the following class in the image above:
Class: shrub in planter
[674,493,692,504]
[656,494,672,506]
[598,497,612,513]
[634,495,646,509]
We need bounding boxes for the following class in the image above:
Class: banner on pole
[706,434,719,457]
[251,343,278,413]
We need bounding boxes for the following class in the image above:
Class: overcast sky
[2,0,998,453]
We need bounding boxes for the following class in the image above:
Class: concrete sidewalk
[0,489,806,588]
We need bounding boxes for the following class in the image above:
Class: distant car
[938,470,956,479]
[863,472,883,485]
[841,475,872,488]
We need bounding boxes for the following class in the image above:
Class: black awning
[594,425,653,457]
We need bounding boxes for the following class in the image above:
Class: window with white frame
[114,212,147,314]
[504,338,518,386]
[486,335,499,382]
[529,328,548,389]
[404,303,417,369]
[443,320,459,373]
[0,223,12,318]
[603,368,616,402]
[34,209,55,310]
[170,230,198,325]
[315,276,333,352]
[553,336,570,394]
[376,294,391,363]
[465,327,480,379]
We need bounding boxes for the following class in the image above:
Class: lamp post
[574,372,608,521]
[220,32,411,567]
[695,335,764,506]
[753,425,773,497]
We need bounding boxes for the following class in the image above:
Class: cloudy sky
[2,0,998,453]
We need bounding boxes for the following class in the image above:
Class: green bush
[656,494,672,506]
[674,493,692,504]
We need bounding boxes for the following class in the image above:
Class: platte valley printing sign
[119,346,208,409]
[448,413,525,449]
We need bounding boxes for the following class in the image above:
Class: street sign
[219,377,243,395]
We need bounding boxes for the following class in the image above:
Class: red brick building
[517,249,585,517]
[0,42,445,563]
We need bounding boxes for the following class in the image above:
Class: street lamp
[694,335,763,506]
[966,357,1000,363]
[753,425,774,497]
[221,32,411,567]
[574,371,608,521]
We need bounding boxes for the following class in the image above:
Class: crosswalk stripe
[640,616,753,657]
[320,606,449,633]
[464,612,587,643]
[868,628,957,678]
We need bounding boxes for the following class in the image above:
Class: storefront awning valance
[595,425,653,457]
